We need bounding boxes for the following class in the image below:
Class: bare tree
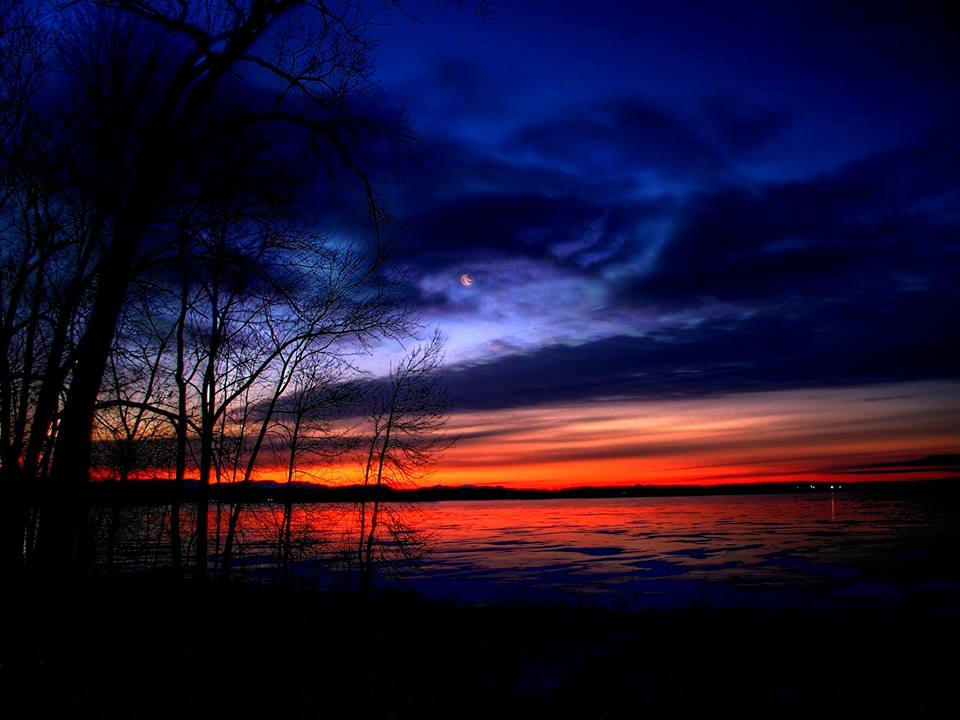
[93,287,177,568]
[265,352,352,585]
[151,202,403,581]
[27,0,407,571]
[0,1,106,571]
[357,331,451,590]
[0,0,476,584]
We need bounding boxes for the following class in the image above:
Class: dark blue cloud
[702,97,790,155]
[504,95,791,178]
[505,97,727,175]
[616,130,960,308]
[357,2,960,412]
[397,188,665,274]
[439,290,960,410]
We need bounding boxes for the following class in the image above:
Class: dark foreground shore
[3,578,957,719]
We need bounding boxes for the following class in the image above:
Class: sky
[337,0,960,488]
[212,0,960,490]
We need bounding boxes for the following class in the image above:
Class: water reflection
[408,493,960,609]
[93,492,960,609]
[91,499,428,590]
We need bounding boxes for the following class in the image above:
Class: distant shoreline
[76,476,960,506]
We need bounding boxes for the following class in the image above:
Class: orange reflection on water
[410,493,958,606]
[103,491,959,608]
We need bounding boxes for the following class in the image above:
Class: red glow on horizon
[94,381,960,490]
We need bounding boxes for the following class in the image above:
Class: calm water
[402,493,960,610]
[105,491,960,610]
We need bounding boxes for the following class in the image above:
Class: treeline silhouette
[84,476,960,505]
[0,1,448,586]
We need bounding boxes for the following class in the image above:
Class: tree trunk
[0,472,27,580]
[195,426,213,584]
[40,226,140,572]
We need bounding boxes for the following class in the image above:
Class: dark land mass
[76,475,960,506]
[3,577,958,719]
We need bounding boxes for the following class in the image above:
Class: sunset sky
[95,2,960,489]
[339,2,960,488]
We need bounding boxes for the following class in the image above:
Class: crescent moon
[460,273,473,287]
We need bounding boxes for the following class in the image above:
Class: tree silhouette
[0,0,415,576]
[358,331,451,589]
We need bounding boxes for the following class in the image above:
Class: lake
[404,493,960,610]
[101,490,960,611]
